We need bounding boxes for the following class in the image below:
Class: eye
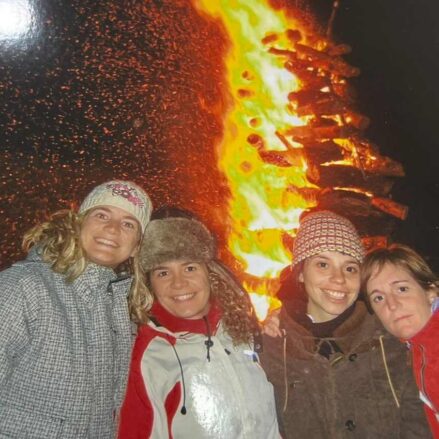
[185,264,197,272]
[398,286,409,293]
[316,261,328,269]
[94,211,107,220]
[155,270,168,278]
[371,294,384,304]
[122,221,136,230]
[346,265,359,274]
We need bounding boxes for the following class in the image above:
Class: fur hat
[292,210,364,266]
[79,180,152,232]
[140,216,246,298]
[140,217,216,272]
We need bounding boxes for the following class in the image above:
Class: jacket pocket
[0,404,64,438]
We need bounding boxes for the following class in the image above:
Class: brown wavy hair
[22,209,149,306]
[361,244,439,299]
[207,262,258,346]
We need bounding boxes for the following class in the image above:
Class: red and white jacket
[408,302,439,438]
[118,302,280,438]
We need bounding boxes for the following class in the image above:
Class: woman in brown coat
[261,211,430,438]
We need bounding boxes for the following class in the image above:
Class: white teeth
[173,293,195,302]
[324,290,346,299]
[96,238,117,247]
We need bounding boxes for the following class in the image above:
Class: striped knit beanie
[292,210,364,266]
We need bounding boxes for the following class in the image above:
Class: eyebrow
[310,255,359,264]
[152,261,198,272]
[92,207,137,222]
[367,280,410,296]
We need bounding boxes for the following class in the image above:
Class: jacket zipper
[418,344,437,413]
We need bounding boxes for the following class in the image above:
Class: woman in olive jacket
[261,211,430,438]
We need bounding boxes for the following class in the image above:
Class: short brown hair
[361,244,439,300]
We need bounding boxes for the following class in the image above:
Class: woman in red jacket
[361,244,439,437]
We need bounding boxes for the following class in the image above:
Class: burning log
[326,43,352,57]
[247,133,305,167]
[285,29,302,44]
[316,188,408,220]
[284,60,330,89]
[371,197,408,220]
[362,236,389,251]
[295,43,360,78]
[313,189,399,235]
[351,138,405,177]
[258,151,296,167]
[343,111,370,130]
[261,33,279,45]
[286,185,319,204]
[301,140,344,164]
[306,163,395,196]
[285,124,357,141]
[331,80,357,102]
[288,89,333,107]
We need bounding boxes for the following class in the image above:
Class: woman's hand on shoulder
[262,308,283,338]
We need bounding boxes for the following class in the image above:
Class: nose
[171,271,188,289]
[103,219,119,234]
[385,294,399,311]
[329,266,346,284]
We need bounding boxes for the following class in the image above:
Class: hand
[262,308,282,338]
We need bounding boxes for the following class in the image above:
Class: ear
[298,271,304,283]
[426,287,438,305]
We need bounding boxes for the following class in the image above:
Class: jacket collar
[73,263,117,306]
[407,306,439,346]
[150,300,222,335]
[281,301,377,356]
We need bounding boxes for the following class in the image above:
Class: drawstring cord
[379,335,400,408]
[203,316,214,362]
[281,329,288,413]
[170,343,187,415]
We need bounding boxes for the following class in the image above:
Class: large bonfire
[192,0,405,319]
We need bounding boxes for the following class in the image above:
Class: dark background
[0,0,438,271]
[332,0,439,271]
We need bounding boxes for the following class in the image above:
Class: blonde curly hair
[22,209,148,304]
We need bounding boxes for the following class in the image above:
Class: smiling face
[80,205,141,269]
[299,251,361,322]
[366,263,436,339]
[150,260,211,320]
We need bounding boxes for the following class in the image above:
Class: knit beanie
[292,210,364,266]
[79,180,152,232]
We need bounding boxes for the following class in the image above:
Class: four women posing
[0,180,436,438]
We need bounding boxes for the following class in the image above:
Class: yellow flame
[193,0,320,318]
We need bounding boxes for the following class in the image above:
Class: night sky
[0,0,438,271]
[333,0,439,271]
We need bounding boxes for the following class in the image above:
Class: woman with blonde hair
[119,214,280,438]
[0,180,152,438]
[362,244,439,437]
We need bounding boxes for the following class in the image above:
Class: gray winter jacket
[0,249,133,438]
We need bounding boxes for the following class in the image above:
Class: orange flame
[192,0,320,318]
